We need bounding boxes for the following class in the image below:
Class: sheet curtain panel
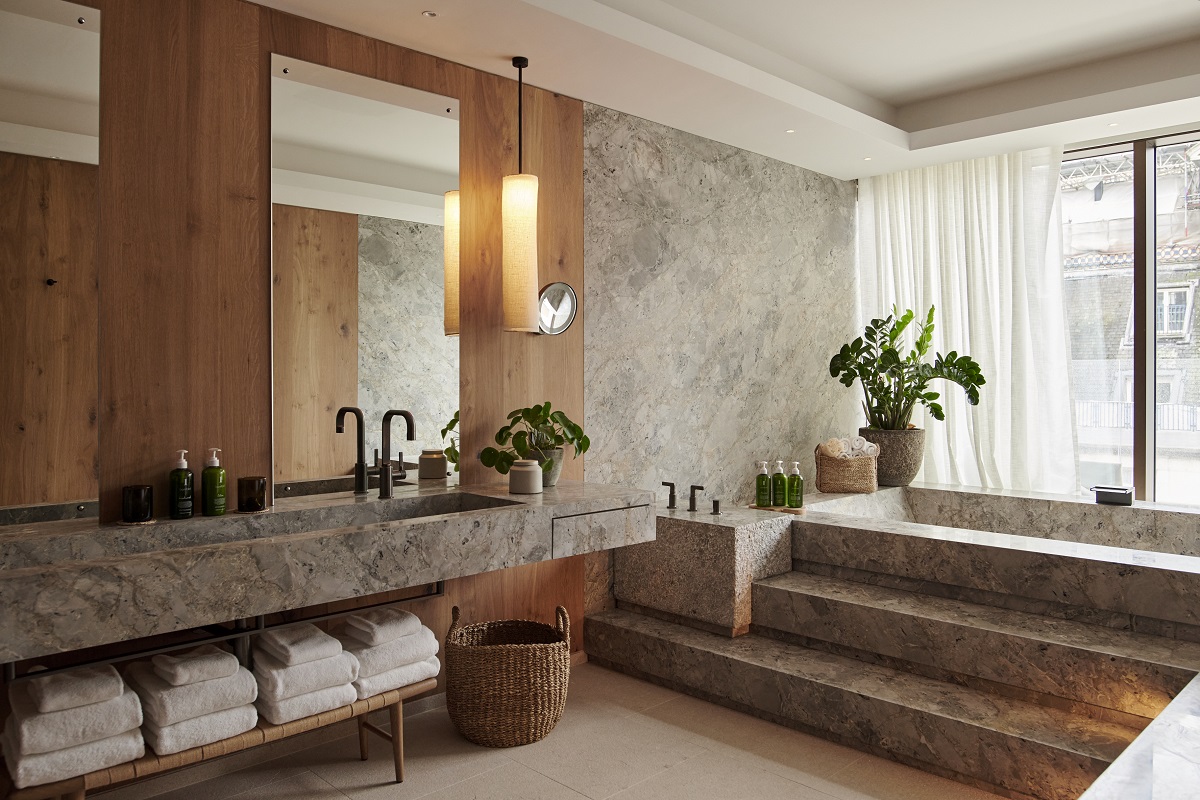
[857,147,1077,493]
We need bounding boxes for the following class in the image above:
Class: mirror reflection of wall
[270,57,459,483]
[0,0,99,509]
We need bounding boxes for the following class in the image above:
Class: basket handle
[448,605,462,637]
[555,605,570,644]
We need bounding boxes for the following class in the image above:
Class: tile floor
[100,663,1002,800]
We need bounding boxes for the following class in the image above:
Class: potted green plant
[441,410,460,473]
[829,306,985,486]
[479,402,589,487]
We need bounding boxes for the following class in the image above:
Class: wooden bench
[1,678,437,800]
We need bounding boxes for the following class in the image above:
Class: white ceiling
[252,0,1200,180]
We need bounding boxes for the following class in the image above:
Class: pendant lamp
[502,56,539,332]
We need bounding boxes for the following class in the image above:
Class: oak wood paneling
[271,204,358,482]
[94,0,271,521]
[0,153,98,506]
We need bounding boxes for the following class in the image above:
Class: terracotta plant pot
[859,427,926,487]
[531,447,565,488]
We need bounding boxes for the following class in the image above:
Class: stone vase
[859,427,926,487]
[532,447,565,488]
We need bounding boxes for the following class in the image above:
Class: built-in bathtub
[808,482,1200,556]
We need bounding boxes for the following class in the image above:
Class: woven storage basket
[814,445,878,494]
[444,605,570,747]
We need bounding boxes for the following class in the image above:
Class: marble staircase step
[752,571,1200,719]
[586,608,1139,800]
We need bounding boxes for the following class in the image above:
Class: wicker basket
[444,605,570,747]
[814,445,878,494]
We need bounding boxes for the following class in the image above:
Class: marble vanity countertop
[1080,672,1200,798]
[0,481,654,662]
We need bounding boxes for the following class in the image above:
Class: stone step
[752,571,1200,719]
[792,515,1200,639]
[585,608,1139,800]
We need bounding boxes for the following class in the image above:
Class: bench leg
[357,716,369,761]
[388,703,404,783]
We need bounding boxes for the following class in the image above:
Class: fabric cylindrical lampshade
[443,190,461,336]
[502,173,539,332]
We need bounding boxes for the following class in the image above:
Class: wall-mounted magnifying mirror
[538,282,578,335]
[270,55,459,488]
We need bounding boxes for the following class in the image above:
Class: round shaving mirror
[538,282,578,335]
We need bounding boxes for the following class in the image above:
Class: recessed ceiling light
[422,10,438,17]
[282,67,290,74]
[863,157,872,161]
[1108,122,1119,127]
[785,129,795,134]
[77,17,85,24]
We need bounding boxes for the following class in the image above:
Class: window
[1156,286,1193,338]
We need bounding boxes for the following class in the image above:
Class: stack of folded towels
[336,608,440,700]
[253,623,360,725]
[125,645,258,756]
[2,665,144,789]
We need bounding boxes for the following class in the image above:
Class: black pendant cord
[513,56,528,173]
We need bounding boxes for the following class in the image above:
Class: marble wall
[358,216,458,461]
[583,104,861,506]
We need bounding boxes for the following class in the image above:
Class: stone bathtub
[807,482,1200,556]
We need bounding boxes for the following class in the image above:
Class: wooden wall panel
[0,153,98,506]
[271,204,358,482]
[94,0,271,521]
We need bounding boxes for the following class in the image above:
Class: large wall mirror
[0,0,99,514]
[270,56,460,488]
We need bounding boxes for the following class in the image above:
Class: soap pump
[787,461,804,509]
[771,460,787,508]
[202,448,227,517]
[169,449,194,520]
[755,462,771,508]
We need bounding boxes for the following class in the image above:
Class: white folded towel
[849,435,868,453]
[151,644,239,687]
[353,655,440,701]
[257,623,342,666]
[7,680,142,756]
[1,726,144,790]
[343,608,422,647]
[125,662,257,728]
[253,648,359,702]
[337,627,439,679]
[255,682,356,726]
[25,664,123,713]
[143,704,257,756]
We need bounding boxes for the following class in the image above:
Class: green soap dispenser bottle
[169,449,194,520]
[787,461,804,509]
[755,461,771,508]
[202,448,227,517]
[771,460,787,508]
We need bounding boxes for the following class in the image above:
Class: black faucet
[379,410,416,498]
[661,482,677,510]
[688,485,705,512]
[336,407,369,494]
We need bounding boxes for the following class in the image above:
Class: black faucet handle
[688,485,705,512]
[661,481,677,509]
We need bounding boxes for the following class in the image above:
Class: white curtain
[857,147,1078,493]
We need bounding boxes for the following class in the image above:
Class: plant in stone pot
[829,306,985,486]
[479,402,589,487]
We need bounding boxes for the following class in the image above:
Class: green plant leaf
[480,447,500,467]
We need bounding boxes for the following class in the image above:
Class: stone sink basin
[0,488,521,570]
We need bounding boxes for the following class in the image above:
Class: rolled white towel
[25,664,123,714]
[256,682,356,726]
[125,662,257,728]
[336,627,438,679]
[253,648,359,703]
[343,608,422,647]
[152,644,238,687]
[7,680,142,756]
[863,442,880,457]
[257,623,342,667]
[1,725,144,790]
[143,704,258,756]
[849,436,868,453]
[352,655,440,701]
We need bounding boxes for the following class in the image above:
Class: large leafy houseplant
[480,402,589,477]
[829,306,985,430]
